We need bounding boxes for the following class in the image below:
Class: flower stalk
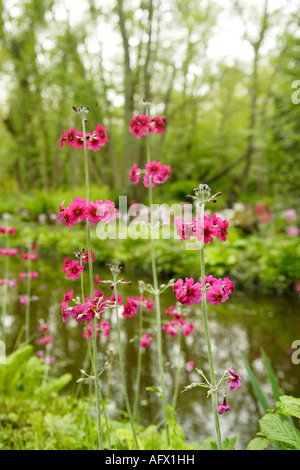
[198,189,222,450]
[81,111,104,451]
[1,230,9,342]
[112,275,140,450]
[145,105,170,446]
[25,244,32,343]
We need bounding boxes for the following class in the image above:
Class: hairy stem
[199,201,222,450]
[82,117,104,451]
[25,245,32,343]
[145,116,170,446]
[113,280,140,449]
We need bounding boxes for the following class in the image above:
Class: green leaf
[222,435,238,450]
[277,395,300,419]
[260,348,281,402]
[35,373,72,395]
[246,436,271,450]
[241,354,270,412]
[259,413,300,449]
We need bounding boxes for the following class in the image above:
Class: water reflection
[2,256,300,450]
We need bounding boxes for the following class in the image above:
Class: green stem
[1,231,9,342]
[133,300,144,419]
[172,331,182,410]
[199,201,222,450]
[82,118,104,451]
[146,115,170,446]
[25,245,32,343]
[113,280,140,450]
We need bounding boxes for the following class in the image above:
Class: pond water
[2,255,300,450]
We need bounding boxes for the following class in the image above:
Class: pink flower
[62,257,71,273]
[173,278,202,306]
[227,368,242,391]
[202,215,219,244]
[38,335,54,345]
[214,218,229,242]
[140,332,151,348]
[68,197,88,224]
[30,271,39,279]
[129,115,152,138]
[65,260,84,280]
[60,130,67,148]
[287,226,299,237]
[218,398,231,415]
[145,160,162,177]
[129,163,141,184]
[186,361,194,372]
[103,200,118,222]
[95,124,108,147]
[122,299,139,318]
[61,299,70,323]
[206,281,229,306]
[82,249,95,264]
[63,290,74,301]
[294,281,300,293]
[65,128,77,146]
[39,325,48,332]
[82,321,110,339]
[74,131,85,149]
[285,209,297,223]
[153,116,166,134]
[19,294,29,305]
[86,132,101,151]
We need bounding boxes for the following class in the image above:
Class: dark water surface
[2,255,300,450]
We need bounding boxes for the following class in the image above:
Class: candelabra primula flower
[60,125,108,151]
[173,278,202,306]
[129,114,166,138]
[175,214,229,244]
[186,361,194,371]
[64,260,84,280]
[0,248,19,256]
[58,198,118,228]
[38,334,55,345]
[218,398,231,415]
[129,163,141,185]
[82,321,110,339]
[0,226,16,235]
[122,299,139,318]
[227,368,242,391]
[140,332,152,348]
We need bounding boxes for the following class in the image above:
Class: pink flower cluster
[175,214,229,244]
[19,271,39,279]
[0,248,19,256]
[61,289,108,323]
[60,125,108,151]
[82,321,110,339]
[140,332,152,348]
[0,227,16,235]
[255,203,273,223]
[0,278,17,287]
[19,294,39,305]
[129,160,171,188]
[58,197,118,228]
[173,276,234,307]
[126,295,154,311]
[37,324,56,364]
[122,298,139,318]
[62,258,84,280]
[218,369,242,415]
[162,305,195,337]
[129,115,166,138]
